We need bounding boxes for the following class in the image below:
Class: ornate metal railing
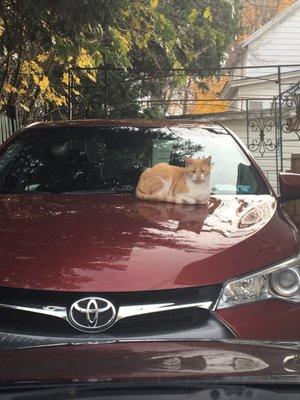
[247,112,277,156]
[281,81,300,139]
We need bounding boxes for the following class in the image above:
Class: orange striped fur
[136,157,211,204]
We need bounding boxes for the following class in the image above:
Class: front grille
[0,285,232,342]
[0,306,212,337]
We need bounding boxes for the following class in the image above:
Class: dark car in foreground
[0,119,300,346]
[0,340,300,399]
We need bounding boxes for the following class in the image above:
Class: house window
[248,101,263,110]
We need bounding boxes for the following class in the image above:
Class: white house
[196,0,300,191]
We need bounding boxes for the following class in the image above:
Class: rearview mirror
[279,172,300,203]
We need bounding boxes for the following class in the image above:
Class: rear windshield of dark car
[0,125,270,195]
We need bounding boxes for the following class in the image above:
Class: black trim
[0,311,235,349]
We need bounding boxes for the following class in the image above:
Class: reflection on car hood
[0,194,297,291]
[0,340,300,384]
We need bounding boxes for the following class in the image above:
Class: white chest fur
[177,176,211,204]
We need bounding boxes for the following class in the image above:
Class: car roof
[27,118,226,131]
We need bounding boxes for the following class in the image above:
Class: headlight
[216,254,300,309]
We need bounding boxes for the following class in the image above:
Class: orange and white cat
[136,156,212,204]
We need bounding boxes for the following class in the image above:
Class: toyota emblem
[68,297,117,333]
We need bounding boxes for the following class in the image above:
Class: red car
[0,119,300,345]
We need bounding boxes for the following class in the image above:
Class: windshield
[0,125,269,195]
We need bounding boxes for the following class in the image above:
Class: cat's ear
[204,156,212,165]
[185,156,193,166]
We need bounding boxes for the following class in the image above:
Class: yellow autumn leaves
[0,0,239,120]
[77,48,94,69]
[188,77,229,115]
[110,28,132,57]
[2,54,68,111]
[203,7,213,23]
[1,47,100,111]
[150,0,158,9]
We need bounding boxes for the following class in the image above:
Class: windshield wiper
[0,187,135,195]
[0,187,52,194]
[0,187,26,194]
[60,188,135,194]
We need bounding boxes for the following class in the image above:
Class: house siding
[222,117,300,192]
[244,3,300,77]
[237,74,300,98]
[222,119,277,189]
[219,2,300,191]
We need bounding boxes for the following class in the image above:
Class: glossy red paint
[0,340,298,383]
[0,193,296,292]
[216,300,300,340]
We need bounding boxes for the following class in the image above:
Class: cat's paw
[198,199,209,205]
[183,198,197,205]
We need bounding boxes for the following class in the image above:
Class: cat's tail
[136,192,169,202]
[136,180,147,199]
[136,172,173,202]
[136,187,174,203]
[136,185,156,200]
[136,184,162,201]
[136,172,162,199]
[135,187,147,199]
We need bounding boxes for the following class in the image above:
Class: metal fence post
[104,67,108,119]
[274,96,279,192]
[246,99,249,148]
[68,69,73,120]
[277,65,283,171]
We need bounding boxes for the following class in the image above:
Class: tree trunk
[25,50,55,124]
[182,76,192,115]
[0,51,11,99]
[7,48,24,106]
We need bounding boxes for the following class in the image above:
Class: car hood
[0,194,297,291]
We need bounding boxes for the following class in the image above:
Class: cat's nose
[196,173,204,181]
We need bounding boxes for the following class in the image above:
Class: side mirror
[279,172,300,203]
